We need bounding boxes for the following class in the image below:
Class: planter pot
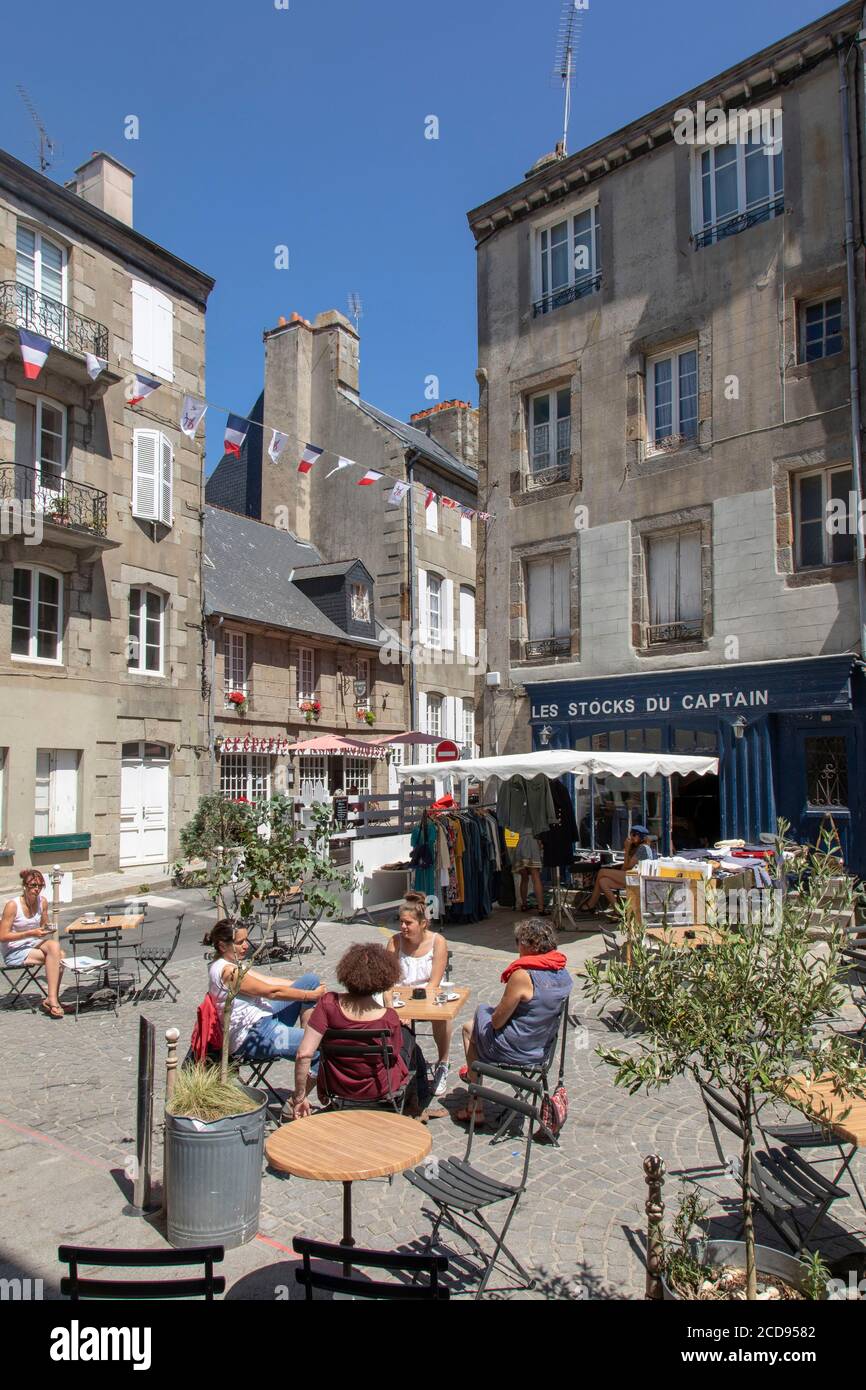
[164,1083,267,1249]
[662,1239,813,1301]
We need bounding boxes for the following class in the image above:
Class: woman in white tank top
[386,897,453,1097]
[0,869,65,1017]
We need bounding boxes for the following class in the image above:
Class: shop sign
[531,689,771,720]
[219,735,292,755]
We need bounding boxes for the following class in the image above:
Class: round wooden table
[265,1110,431,1271]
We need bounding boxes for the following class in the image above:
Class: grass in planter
[168,1063,260,1123]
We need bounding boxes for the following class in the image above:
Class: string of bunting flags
[13,329,494,521]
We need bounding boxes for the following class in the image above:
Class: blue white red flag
[18,329,51,380]
[127,373,161,407]
[224,414,249,458]
[298,443,323,474]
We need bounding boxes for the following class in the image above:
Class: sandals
[40,1000,64,1019]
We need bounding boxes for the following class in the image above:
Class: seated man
[579,825,656,914]
[456,918,572,1124]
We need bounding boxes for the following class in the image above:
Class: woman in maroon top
[292,942,414,1117]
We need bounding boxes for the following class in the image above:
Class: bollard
[165,1026,180,1104]
[50,863,62,930]
[644,1153,666,1300]
[132,1015,157,1213]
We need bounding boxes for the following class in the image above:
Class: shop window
[35,749,80,835]
[805,736,848,810]
[672,727,719,755]
[298,756,328,799]
[220,753,270,803]
[526,553,570,658]
[799,297,842,363]
[646,531,702,644]
[343,756,372,797]
[12,565,63,664]
[794,467,855,570]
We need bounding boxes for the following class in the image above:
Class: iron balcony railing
[0,463,108,538]
[528,461,571,487]
[647,619,703,645]
[0,280,109,358]
[694,195,784,249]
[532,272,602,317]
[525,636,570,660]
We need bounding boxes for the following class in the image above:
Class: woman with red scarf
[455,917,572,1123]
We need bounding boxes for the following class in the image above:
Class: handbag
[535,1004,571,1141]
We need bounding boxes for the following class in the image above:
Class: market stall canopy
[285,733,387,759]
[395,748,719,782]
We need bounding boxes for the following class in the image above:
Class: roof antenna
[553,0,587,157]
[347,292,363,333]
[17,86,56,172]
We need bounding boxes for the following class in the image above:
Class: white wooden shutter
[53,750,78,834]
[159,434,174,527]
[34,750,51,835]
[152,287,174,381]
[417,569,428,646]
[459,587,475,659]
[131,280,154,370]
[553,554,570,638]
[132,430,158,520]
[441,577,454,651]
[454,697,463,748]
[460,513,472,548]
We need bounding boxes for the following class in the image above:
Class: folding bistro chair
[58,1243,225,1301]
[235,1054,285,1128]
[405,1063,542,1299]
[292,1237,450,1301]
[66,925,126,1018]
[842,947,866,1038]
[135,914,184,1003]
[104,900,148,990]
[0,959,48,1009]
[489,998,570,1146]
[319,1029,414,1114]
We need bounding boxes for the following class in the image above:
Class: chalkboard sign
[333,795,350,828]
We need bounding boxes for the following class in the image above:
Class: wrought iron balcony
[647,619,703,645]
[694,195,784,249]
[0,463,108,538]
[0,280,109,358]
[528,461,571,488]
[532,273,601,317]
[525,636,570,660]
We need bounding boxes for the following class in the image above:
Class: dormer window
[350,582,370,623]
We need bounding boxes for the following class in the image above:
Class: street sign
[435,739,461,763]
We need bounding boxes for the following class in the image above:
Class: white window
[648,347,698,450]
[459,586,476,660]
[530,387,571,476]
[298,755,328,797]
[220,753,271,803]
[298,646,316,702]
[223,630,248,705]
[15,395,67,495]
[355,657,372,711]
[350,582,371,622]
[794,467,855,570]
[800,297,843,363]
[132,429,173,526]
[526,554,570,654]
[128,587,165,675]
[426,694,443,739]
[646,531,703,642]
[427,574,442,649]
[12,566,62,663]
[131,279,174,381]
[34,749,79,835]
[16,226,66,348]
[696,123,783,245]
[462,700,475,753]
[536,203,600,314]
[460,512,473,547]
[426,495,439,533]
[343,756,371,797]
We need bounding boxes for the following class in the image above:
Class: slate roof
[292,560,365,581]
[204,392,264,518]
[203,506,382,647]
[349,396,478,488]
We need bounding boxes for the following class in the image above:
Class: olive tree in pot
[165,795,357,1248]
[584,824,866,1301]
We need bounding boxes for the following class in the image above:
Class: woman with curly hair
[292,941,432,1118]
[0,870,65,1018]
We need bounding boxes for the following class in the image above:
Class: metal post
[643,1153,666,1300]
[50,863,62,930]
[165,1026,180,1105]
[132,1015,157,1212]
[406,451,418,729]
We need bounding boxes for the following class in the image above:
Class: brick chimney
[313,310,360,397]
[409,399,479,469]
[67,152,134,226]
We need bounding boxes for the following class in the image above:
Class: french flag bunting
[18,329,51,381]
[127,373,162,407]
[441,496,459,509]
[325,455,355,479]
[298,443,323,474]
[85,352,108,382]
[357,469,383,486]
[269,430,290,465]
[424,489,436,509]
[224,413,249,459]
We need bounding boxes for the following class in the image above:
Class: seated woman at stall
[292,942,432,1118]
[578,825,657,914]
[204,920,324,1061]
[457,917,572,1123]
[386,895,452,1097]
[0,870,65,1019]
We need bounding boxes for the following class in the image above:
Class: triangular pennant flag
[224,413,249,458]
[180,395,208,437]
[388,481,410,506]
[269,430,290,465]
[325,455,355,479]
[460,505,476,519]
[18,329,51,380]
[298,443,323,474]
[85,352,108,382]
[441,496,459,509]
[424,489,436,508]
[357,469,383,486]
[127,373,162,407]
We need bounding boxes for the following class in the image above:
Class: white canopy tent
[395,748,719,782]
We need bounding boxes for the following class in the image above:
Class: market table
[65,914,144,933]
[389,983,470,1025]
[643,926,727,950]
[265,1110,431,1272]
[780,1073,866,1237]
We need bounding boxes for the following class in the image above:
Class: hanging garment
[539,778,579,868]
[495,775,556,837]
[410,815,437,897]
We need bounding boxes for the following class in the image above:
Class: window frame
[793,466,855,571]
[426,573,443,650]
[349,581,371,623]
[460,512,473,548]
[646,345,699,453]
[34,748,80,836]
[528,386,572,478]
[220,752,271,803]
[644,527,704,645]
[525,552,570,655]
[798,296,843,364]
[693,122,784,246]
[425,693,443,740]
[132,428,173,526]
[425,495,439,534]
[297,645,316,704]
[16,224,67,304]
[461,699,475,753]
[128,586,166,676]
[11,564,64,665]
[223,628,248,706]
[533,201,601,315]
[355,656,372,712]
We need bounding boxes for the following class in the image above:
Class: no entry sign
[435,739,461,763]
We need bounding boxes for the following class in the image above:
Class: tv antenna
[347,292,363,333]
[17,86,56,172]
[553,0,588,156]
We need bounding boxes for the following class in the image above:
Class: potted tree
[584,824,866,1301]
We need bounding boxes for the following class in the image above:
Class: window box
[30,832,91,854]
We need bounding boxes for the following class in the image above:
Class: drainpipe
[839,41,866,658]
[406,450,418,728]
[208,615,223,793]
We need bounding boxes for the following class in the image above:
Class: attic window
[350,582,370,623]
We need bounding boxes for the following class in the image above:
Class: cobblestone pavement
[2,913,865,1300]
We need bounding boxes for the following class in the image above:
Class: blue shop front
[525,654,866,877]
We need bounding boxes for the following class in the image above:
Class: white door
[120,743,169,866]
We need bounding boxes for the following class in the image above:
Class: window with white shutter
[132,429,173,527]
[159,433,173,526]
[441,578,454,651]
[460,513,472,548]
[459,586,476,660]
[34,749,80,835]
[526,554,570,657]
[131,279,174,381]
[417,569,428,647]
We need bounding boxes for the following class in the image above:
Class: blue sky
[5,0,835,470]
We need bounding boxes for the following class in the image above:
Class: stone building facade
[0,148,213,884]
[469,1,866,870]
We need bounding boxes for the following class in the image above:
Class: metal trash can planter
[165,1084,267,1249]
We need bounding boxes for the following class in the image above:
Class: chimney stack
[313,310,360,397]
[409,399,479,470]
[67,152,134,226]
